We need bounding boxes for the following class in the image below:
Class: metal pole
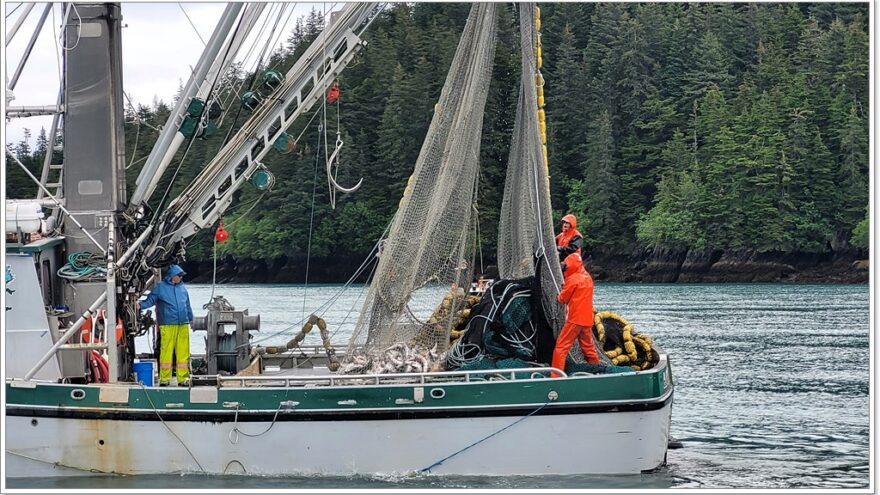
[8,3,53,90]
[128,3,243,210]
[24,292,107,381]
[106,215,118,382]
[5,3,37,46]
[6,149,107,256]
[116,224,154,268]
[5,105,63,117]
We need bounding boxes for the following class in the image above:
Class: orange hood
[556,214,583,248]
[562,252,585,279]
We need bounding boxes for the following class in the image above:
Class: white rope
[59,4,81,51]
[227,402,284,444]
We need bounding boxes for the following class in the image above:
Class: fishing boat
[4,2,673,478]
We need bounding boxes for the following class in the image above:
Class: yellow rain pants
[159,323,190,384]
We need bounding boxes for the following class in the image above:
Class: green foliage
[850,207,869,249]
[5,3,869,271]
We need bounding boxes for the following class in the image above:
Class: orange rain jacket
[557,252,594,327]
[555,214,583,259]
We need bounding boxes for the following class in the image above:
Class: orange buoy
[82,309,122,344]
[327,81,340,104]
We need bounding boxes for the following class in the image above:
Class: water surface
[8,283,871,489]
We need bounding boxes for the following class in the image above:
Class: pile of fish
[339,342,445,375]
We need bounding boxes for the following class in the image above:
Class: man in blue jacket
[139,264,194,386]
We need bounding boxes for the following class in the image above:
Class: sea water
[7,283,870,489]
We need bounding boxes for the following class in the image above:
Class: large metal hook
[326,135,363,195]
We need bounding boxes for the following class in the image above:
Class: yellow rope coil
[624,340,637,360]
[594,315,605,343]
[594,309,659,370]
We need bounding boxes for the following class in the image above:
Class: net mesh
[497,4,565,336]
[343,4,498,363]
[497,4,609,365]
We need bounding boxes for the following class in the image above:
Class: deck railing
[214,366,568,388]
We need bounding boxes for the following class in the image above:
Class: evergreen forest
[6,3,870,278]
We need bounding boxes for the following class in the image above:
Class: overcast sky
[3,2,325,147]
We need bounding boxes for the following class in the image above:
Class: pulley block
[241,91,263,111]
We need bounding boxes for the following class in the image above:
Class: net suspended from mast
[497,3,566,337]
[343,3,498,361]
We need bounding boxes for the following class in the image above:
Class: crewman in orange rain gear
[551,252,600,377]
[555,214,583,262]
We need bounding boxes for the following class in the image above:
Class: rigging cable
[206,189,268,303]
[137,383,206,472]
[6,3,22,18]
[266,5,298,73]
[147,8,248,241]
[59,4,81,51]
[50,5,61,86]
[178,3,207,45]
[420,399,552,473]
[246,219,391,348]
[301,108,325,318]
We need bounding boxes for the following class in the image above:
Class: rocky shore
[182,248,869,285]
[587,247,869,284]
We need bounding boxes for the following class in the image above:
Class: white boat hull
[6,400,671,477]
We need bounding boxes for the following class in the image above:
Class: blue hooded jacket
[139,264,194,325]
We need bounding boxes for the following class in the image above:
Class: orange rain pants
[551,322,600,377]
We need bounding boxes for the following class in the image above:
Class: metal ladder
[35,90,64,202]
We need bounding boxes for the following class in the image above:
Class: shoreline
[182,248,869,285]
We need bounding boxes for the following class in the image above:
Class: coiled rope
[57,252,107,280]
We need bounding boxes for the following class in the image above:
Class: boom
[140,3,381,265]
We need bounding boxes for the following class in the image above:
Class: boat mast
[61,3,127,381]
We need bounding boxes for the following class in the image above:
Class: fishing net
[342,4,498,366]
[497,4,608,365]
[444,276,556,370]
[497,4,565,335]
